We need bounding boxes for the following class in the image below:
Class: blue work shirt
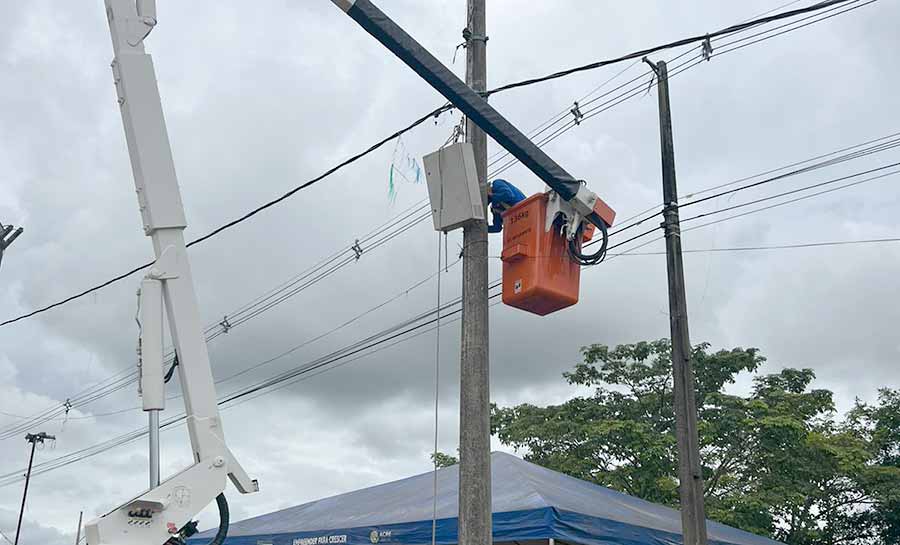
[488,179,526,233]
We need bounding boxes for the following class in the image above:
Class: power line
[612,237,900,256]
[0,0,883,453]
[742,0,808,22]
[0,0,871,329]
[0,52,674,431]
[0,215,668,483]
[606,170,900,259]
[174,151,900,412]
[0,43,703,429]
[4,123,896,436]
[0,1,889,484]
[1,156,890,485]
[10,128,900,439]
[682,168,900,229]
[0,295,472,486]
[4,148,891,483]
[713,0,878,56]
[482,0,856,96]
[680,163,900,224]
[617,131,900,231]
[0,203,437,438]
[0,255,464,437]
[490,0,877,181]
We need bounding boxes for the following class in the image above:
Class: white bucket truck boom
[84,2,258,544]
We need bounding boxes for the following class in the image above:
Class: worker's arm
[488,210,503,233]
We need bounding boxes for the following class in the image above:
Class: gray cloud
[1,0,899,536]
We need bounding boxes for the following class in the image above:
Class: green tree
[431,451,459,468]
[491,339,900,545]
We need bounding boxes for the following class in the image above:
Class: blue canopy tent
[191,452,780,545]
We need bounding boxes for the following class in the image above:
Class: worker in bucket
[487,178,526,233]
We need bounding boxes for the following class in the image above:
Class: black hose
[163,353,179,384]
[166,493,229,545]
[207,493,230,545]
[568,218,609,266]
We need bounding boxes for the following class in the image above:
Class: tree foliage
[490,339,900,545]
[431,451,459,469]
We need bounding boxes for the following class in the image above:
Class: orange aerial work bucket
[500,193,587,316]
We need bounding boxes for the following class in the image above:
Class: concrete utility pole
[646,58,708,545]
[0,222,24,271]
[15,432,55,545]
[460,1,491,545]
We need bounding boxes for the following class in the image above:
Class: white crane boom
[84,2,257,544]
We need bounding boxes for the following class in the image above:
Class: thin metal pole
[14,440,38,545]
[74,512,83,545]
[459,2,491,545]
[149,410,160,488]
[651,59,708,545]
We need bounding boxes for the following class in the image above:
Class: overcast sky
[1,1,899,543]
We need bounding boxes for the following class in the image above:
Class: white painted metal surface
[138,278,164,411]
[423,143,485,232]
[545,186,599,240]
[84,2,257,543]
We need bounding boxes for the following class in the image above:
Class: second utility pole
[15,432,55,545]
[646,58,708,545]
[460,2,491,545]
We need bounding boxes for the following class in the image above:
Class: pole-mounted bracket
[462,27,489,44]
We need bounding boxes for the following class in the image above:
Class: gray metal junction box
[423,142,485,232]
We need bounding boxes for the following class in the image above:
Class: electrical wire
[0,0,871,329]
[682,168,900,228]
[679,162,900,223]
[0,37,693,430]
[3,149,893,484]
[612,237,900,256]
[488,0,876,180]
[0,254,462,439]
[5,145,891,483]
[430,232,442,545]
[484,0,856,97]
[0,205,437,439]
[4,123,896,436]
[0,0,884,458]
[0,212,664,484]
[606,170,900,260]
[2,163,862,484]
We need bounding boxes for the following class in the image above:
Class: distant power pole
[0,222,24,271]
[459,1,491,545]
[15,432,55,545]
[645,57,708,545]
